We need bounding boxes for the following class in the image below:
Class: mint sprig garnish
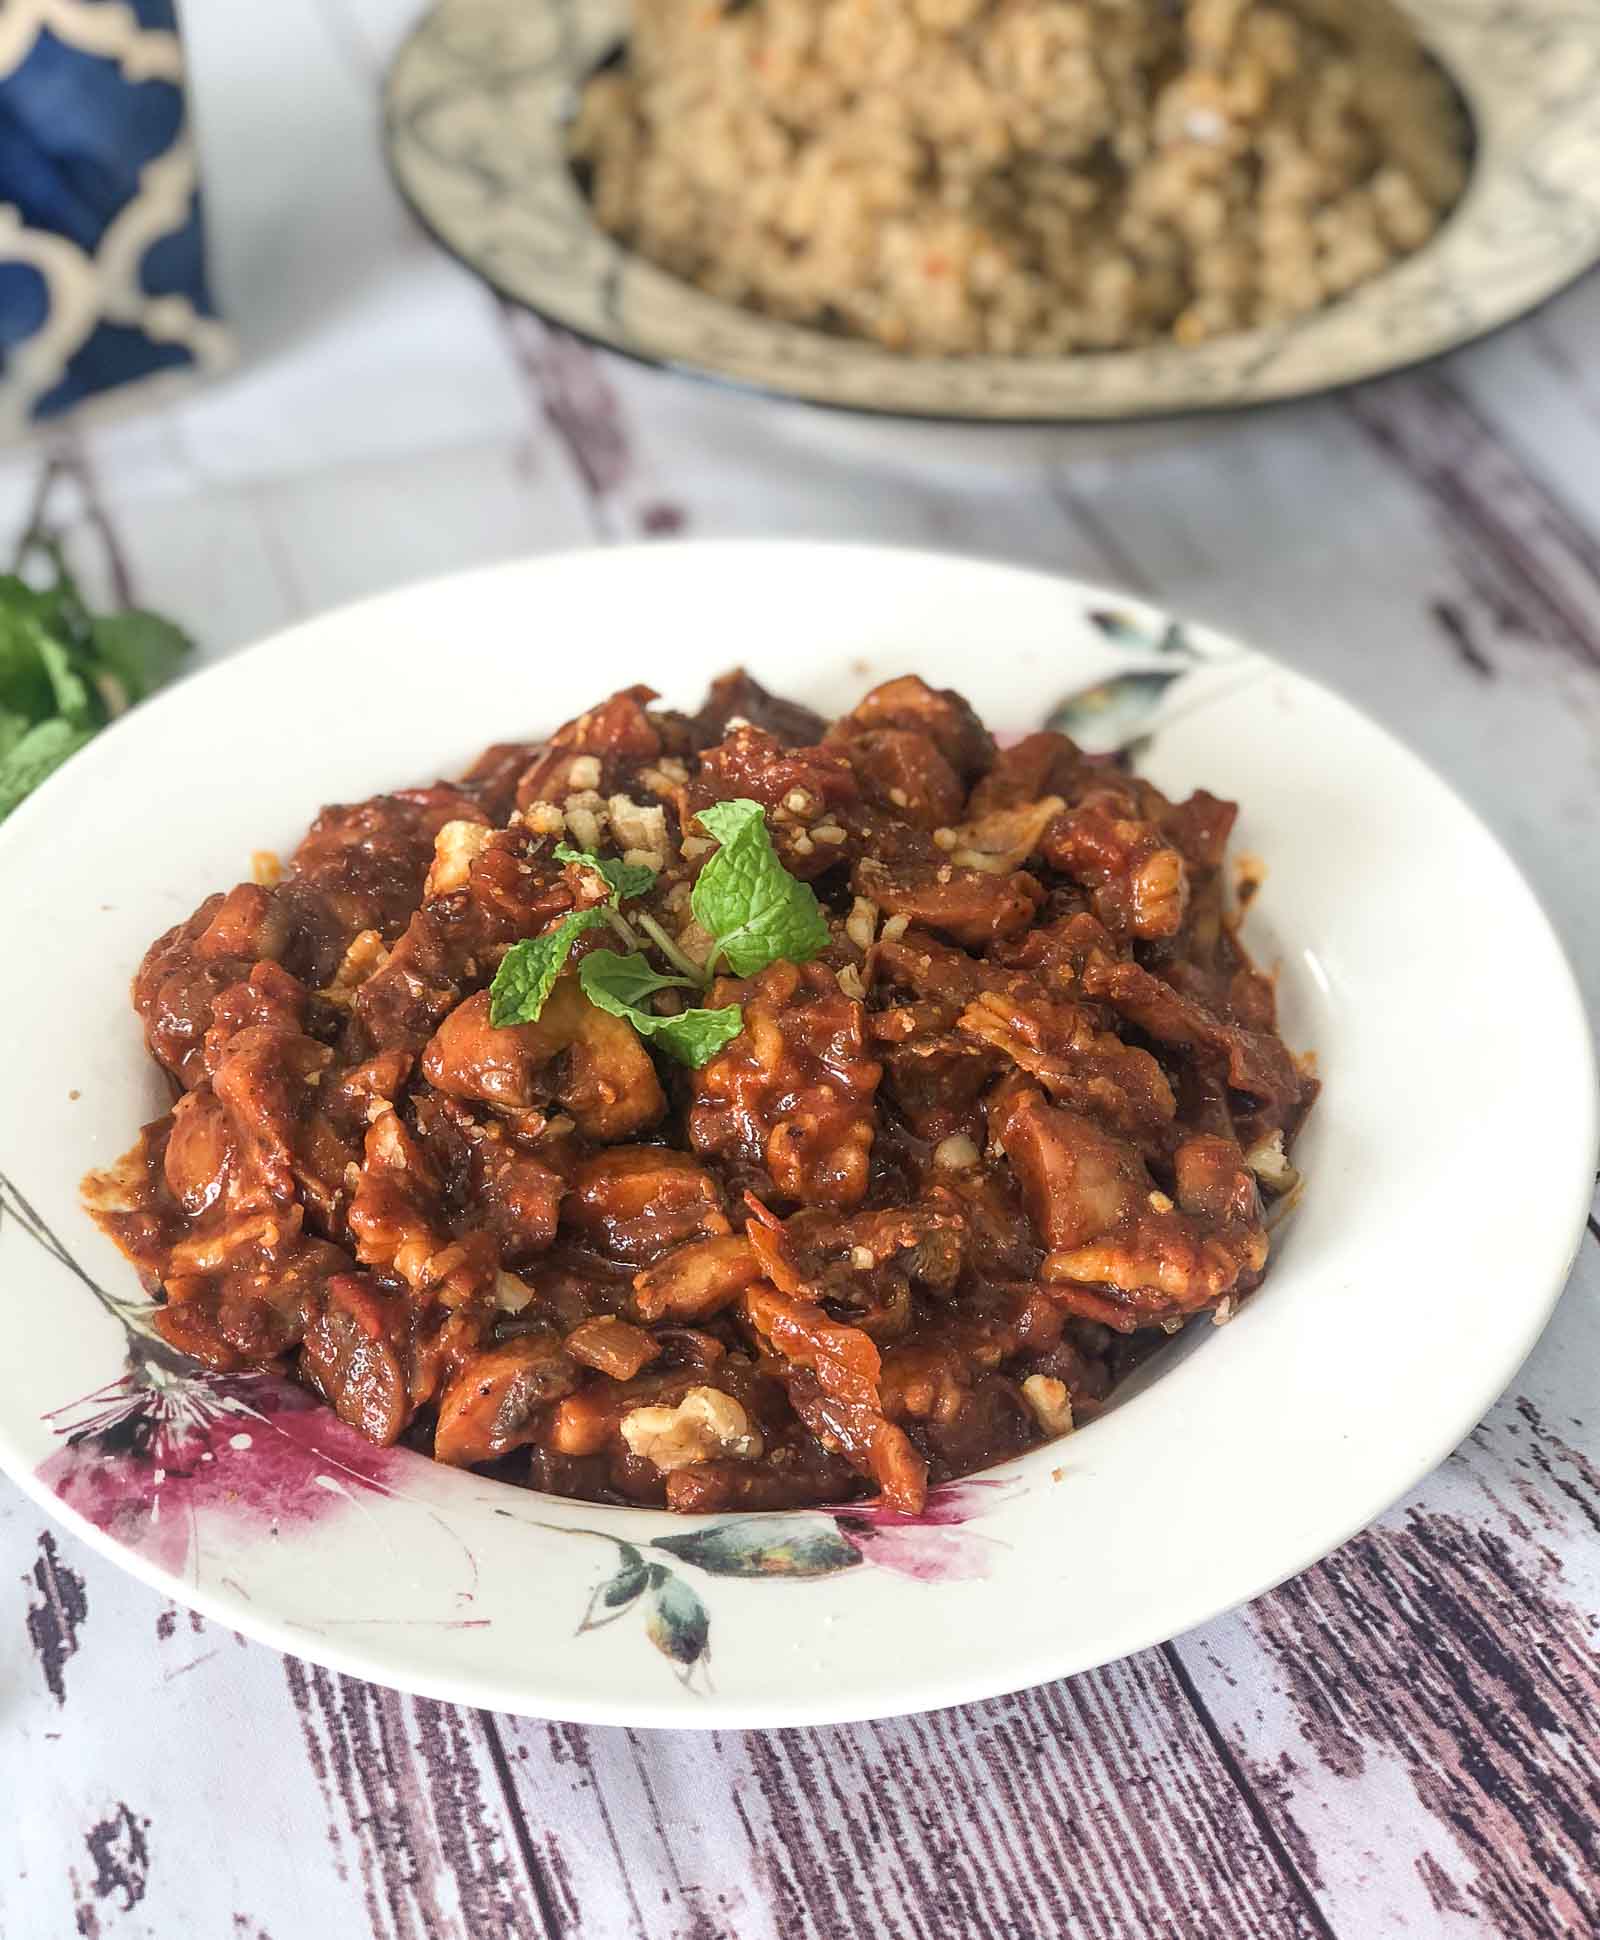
[488,907,608,1027]
[484,796,828,1056]
[690,798,830,977]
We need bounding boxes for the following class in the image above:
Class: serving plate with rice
[384,0,1600,422]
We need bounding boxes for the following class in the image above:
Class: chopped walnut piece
[607,793,669,870]
[320,929,390,1006]
[1021,1375,1075,1437]
[425,819,495,899]
[620,1386,763,1472]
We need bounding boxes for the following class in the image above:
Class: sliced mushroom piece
[565,1315,662,1381]
[632,1233,761,1321]
[565,1146,730,1264]
[299,1274,411,1447]
[422,979,665,1140]
[433,1332,580,1467]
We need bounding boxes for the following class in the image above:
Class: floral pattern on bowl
[7,1167,1028,1686]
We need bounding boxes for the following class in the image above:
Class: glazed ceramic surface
[0,544,1592,1726]
[383,0,1600,422]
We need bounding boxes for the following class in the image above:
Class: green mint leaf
[0,605,54,720]
[644,1003,745,1069]
[690,796,831,978]
[554,841,657,904]
[90,610,193,705]
[0,540,191,822]
[578,948,742,1068]
[0,717,97,821]
[694,797,765,851]
[0,560,90,654]
[488,907,607,1027]
[578,948,696,1011]
[35,631,97,727]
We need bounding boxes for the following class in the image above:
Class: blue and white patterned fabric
[0,0,230,436]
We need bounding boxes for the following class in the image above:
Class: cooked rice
[571,0,1468,355]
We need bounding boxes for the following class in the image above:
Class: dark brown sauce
[85,671,1316,1516]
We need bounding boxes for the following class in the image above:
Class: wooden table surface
[4,3,1599,1935]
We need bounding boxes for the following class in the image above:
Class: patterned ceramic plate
[0,545,1592,1727]
[382,0,1600,422]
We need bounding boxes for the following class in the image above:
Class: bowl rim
[380,0,1600,427]
[389,156,1600,431]
[1,539,1594,1728]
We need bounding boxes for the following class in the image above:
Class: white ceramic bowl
[0,543,1592,1727]
[384,0,1600,424]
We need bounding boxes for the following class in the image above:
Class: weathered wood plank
[244,440,590,617]
[1,1479,562,1940]
[1174,1215,1600,1940]
[1443,273,1600,539]
[174,0,533,488]
[492,308,1116,580]
[487,1657,1335,1940]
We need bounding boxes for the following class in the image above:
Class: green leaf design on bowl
[652,1514,864,1578]
[1088,610,1194,657]
[645,1570,711,1668]
[1047,667,1187,748]
[577,1542,654,1632]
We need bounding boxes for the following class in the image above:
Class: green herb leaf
[647,1008,744,1070]
[0,547,191,820]
[690,797,831,978]
[0,561,90,654]
[578,948,744,1068]
[35,630,97,727]
[648,1004,746,1068]
[0,717,98,821]
[90,610,193,704]
[553,841,657,904]
[488,907,608,1027]
[0,605,54,720]
[578,947,696,1009]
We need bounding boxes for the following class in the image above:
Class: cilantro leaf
[578,949,744,1068]
[554,841,657,903]
[0,709,28,762]
[690,797,831,978]
[0,717,98,820]
[488,907,608,1027]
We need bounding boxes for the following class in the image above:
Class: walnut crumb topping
[621,1387,763,1472]
[1021,1376,1075,1437]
